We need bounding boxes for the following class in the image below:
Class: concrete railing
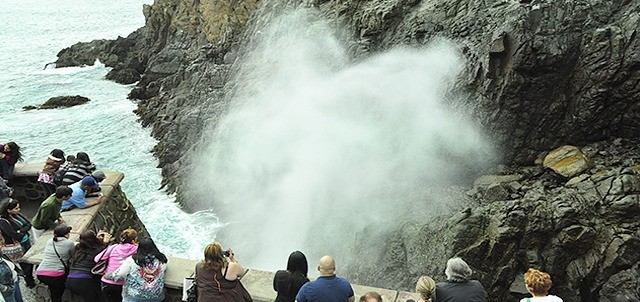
[11,163,419,302]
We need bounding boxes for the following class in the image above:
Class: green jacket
[31,194,62,230]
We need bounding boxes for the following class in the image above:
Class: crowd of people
[0,142,573,302]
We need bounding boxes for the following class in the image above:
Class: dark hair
[286,251,309,294]
[75,152,90,164]
[50,149,65,161]
[287,251,308,275]
[5,142,23,162]
[55,186,73,198]
[132,237,167,266]
[71,230,105,264]
[0,198,19,219]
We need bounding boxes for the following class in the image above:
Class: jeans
[2,280,23,302]
[18,241,34,286]
[0,160,14,182]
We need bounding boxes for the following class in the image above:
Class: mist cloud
[189,7,494,271]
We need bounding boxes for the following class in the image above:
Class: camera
[223,250,231,257]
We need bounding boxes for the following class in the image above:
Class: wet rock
[106,68,141,84]
[23,95,91,110]
[41,95,90,109]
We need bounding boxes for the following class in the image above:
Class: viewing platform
[11,163,418,302]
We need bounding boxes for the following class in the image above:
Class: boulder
[543,145,593,178]
[23,95,91,110]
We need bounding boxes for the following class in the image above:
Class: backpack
[53,164,70,186]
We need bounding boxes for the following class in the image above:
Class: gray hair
[445,257,472,282]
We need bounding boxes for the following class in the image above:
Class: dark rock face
[345,139,640,302]
[53,0,640,300]
[23,95,90,110]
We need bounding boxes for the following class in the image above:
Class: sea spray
[189,6,495,271]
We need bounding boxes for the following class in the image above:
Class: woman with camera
[95,228,138,302]
[195,242,251,302]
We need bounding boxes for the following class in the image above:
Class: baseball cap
[92,170,106,182]
[54,225,72,237]
[81,176,99,189]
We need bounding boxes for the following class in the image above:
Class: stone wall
[11,163,419,302]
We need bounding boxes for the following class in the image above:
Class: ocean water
[0,0,221,258]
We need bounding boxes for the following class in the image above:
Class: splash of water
[190,7,494,271]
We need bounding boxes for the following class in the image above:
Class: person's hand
[97,231,112,243]
[0,154,5,159]
[227,248,236,262]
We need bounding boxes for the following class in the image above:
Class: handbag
[0,219,25,261]
[183,276,197,302]
[91,245,112,275]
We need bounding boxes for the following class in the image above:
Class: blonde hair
[416,276,436,302]
[203,242,227,271]
[524,268,552,296]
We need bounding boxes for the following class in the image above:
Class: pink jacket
[94,243,138,285]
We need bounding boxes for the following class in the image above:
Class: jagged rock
[544,145,593,178]
[52,0,640,299]
[474,174,523,188]
[566,174,590,188]
[40,95,90,109]
[484,183,510,202]
[106,67,141,84]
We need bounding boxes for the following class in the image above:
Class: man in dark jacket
[436,257,487,302]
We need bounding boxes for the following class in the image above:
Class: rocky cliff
[55,0,640,301]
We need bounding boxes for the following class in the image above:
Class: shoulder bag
[52,239,69,274]
[183,270,197,302]
[91,245,113,275]
[0,219,24,261]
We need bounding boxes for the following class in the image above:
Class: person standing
[31,186,72,239]
[359,292,382,302]
[295,255,355,302]
[435,257,487,302]
[0,199,36,288]
[66,230,111,302]
[273,251,309,302]
[37,149,66,196]
[520,268,563,302]
[60,152,96,186]
[0,253,23,302]
[0,142,22,185]
[95,228,138,302]
[105,237,168,302]
[35,225,75,302]
[411,276,436,302]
